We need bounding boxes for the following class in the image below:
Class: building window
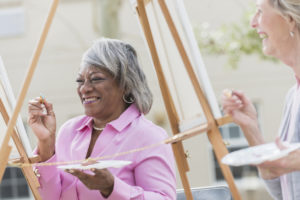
[0,4,25,37]
[0,167,31,199]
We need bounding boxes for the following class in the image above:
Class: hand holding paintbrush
[28,95,57,161]
[221,89,264,146]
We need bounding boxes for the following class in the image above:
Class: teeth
[83,97,99,103]
[85,97,97,101]
[259,33,268,39]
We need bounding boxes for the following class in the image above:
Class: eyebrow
[77,71,104,77]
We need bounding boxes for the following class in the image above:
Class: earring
[123,95,134,104]
[290,31,294,37]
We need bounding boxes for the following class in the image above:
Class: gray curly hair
[269,0,300,30]
[81,38,153,114]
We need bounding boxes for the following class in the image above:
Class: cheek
[106,88,123,102]
[77,87,82,98]
[260,18,269,30]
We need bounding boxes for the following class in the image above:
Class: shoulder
[56,115,90,139]
[60,115,90,130]
[285,85,297,103]
[131,115,168,143]
[131,116,174,165]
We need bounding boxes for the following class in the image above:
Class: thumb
[43,99,55,116]
[275,137,289,150]
[232,90,250,105]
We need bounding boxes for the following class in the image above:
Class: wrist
[239,117,258,129]
[100,179,114,198]
[291,149,300,171]
[100,187,113,198]
[258,167,271,180]
[37,139,55,162]
[240,123,264,146]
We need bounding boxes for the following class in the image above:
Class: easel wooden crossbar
[134,0,242,199]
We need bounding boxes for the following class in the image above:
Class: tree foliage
[195,7,278,68]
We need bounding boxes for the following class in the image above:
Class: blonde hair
[270,0,300,30]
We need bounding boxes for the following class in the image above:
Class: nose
[250,13,258,28]
[79,80,93,94]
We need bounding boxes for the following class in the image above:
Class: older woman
[222,0,300,199]
[28,38,176,199]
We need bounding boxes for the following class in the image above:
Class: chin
[84,109,95,117]
[262,39,277,57]
[262,45,273,57]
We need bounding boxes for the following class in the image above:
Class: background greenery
[195,6,278,68]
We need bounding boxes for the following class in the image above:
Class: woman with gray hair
[28,38,176,199]
[222,0,300,199]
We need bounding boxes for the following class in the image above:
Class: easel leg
[22,167,41,200]
[207,127,242,200]
[156,0,242,198]
[0,98,41,199]
[172,143,193,200]
[0,145,12,181]
[135,0,242,199]
[136,0,193,197]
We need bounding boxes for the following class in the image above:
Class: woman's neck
[279,33,300,78]
[92,103,128,128]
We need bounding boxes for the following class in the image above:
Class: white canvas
[0,56,32,158]
[130,0,221,132]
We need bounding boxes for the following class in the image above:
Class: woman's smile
[83,96,101,104]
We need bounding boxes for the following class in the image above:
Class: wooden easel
[0,98,41,199]
[133,0,242,199]
[0,0,60,199]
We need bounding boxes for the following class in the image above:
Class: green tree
[195,7,278,68]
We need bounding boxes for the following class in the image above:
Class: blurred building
[0,0,295,199]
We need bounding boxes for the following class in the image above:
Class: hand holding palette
[222,142,300,166]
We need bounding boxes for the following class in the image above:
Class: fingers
[258,166,280,179]
[65,168,114,191]
[29,98,44,111]
[90,168,109,176]
[65,169,99,190]
[68,169,93,187]
[221,89,243,114]
[231,90,245,100]
[29,97,46,116]
[28,97,55,116]
[43,99,55,116]
[91,168,114,195]
[222,89,244,104]
[66,169,94,179]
